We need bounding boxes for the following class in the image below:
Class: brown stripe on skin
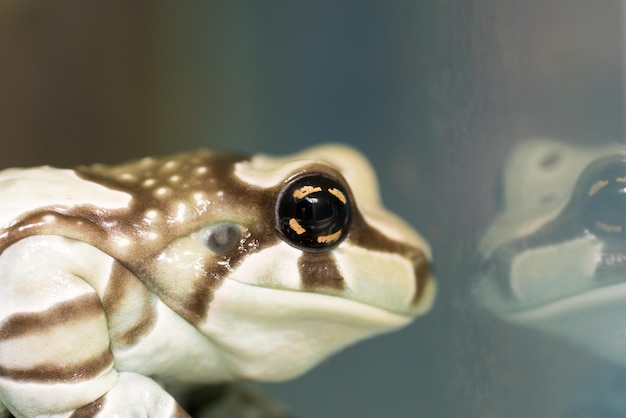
[0,349,113,383]
[76,152,281,325]
[0,153,367,325]
[103,262,157,348]
[70,395,106,418]
[0,152,280,326]
[164,256,229,325]
[347,211,433,306]
[0,208,110,255]
[0,294,103,341]
[299,252,345,290]
[412,252,432,304]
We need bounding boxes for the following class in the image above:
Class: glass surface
[156,2,624,417]
[0,1,623,417]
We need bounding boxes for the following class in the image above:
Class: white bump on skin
[193,192,207,202]
[174,202,187,223]
[120,173,135,181]
[115,237,132,248]
[154,187,170,198]
[169,175,181,183]
[146,232,160,240]
[142,178,156,188]
[195,166,208,175]
[163,161,178,170]
[142,210,159,227]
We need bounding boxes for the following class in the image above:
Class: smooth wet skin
[0,144,434,417]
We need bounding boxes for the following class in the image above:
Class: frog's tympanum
[475,138,626,363]
[0,145,434,417]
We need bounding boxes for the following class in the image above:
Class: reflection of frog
[475,138,626,364]
[0,144,434,417]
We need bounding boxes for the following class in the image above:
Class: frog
[474,137,626,364]
[0,144,435,418]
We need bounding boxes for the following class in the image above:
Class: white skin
[0,144,435,417]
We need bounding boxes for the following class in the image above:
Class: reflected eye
[578,155,626,239]
[202,222,243,254]
[275,173,351,252]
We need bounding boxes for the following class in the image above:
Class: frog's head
[65,144,434,380]
[475,138,626,364]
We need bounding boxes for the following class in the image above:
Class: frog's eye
[275,173,351,252]
[202,222,244,254]
[578,156,626,239]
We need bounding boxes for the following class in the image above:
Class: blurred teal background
[0,1,624,416]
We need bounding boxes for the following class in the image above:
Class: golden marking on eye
[293,186,322,199]
[595,221,622,233]
[289,218,306,235]
[589,180,608,196]
[142,178,156,188]
[617,176,626,183]
[328,187,347,204]
[317,229,342,244]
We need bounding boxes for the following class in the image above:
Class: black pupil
[276,173,351,252]
[579,156,626,238]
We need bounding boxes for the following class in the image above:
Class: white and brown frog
[0,144,435,417]
[475,138,626,364]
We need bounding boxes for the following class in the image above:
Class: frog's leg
[0,236,187,418]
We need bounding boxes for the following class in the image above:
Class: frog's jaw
[196,273,416,381]
[475,235,626,365]
[185,235,434,382]
[475,235,604,315]
[497,282,626,366]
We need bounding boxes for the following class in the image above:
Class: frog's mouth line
[497,281,626,323]
[214,277,417,327]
